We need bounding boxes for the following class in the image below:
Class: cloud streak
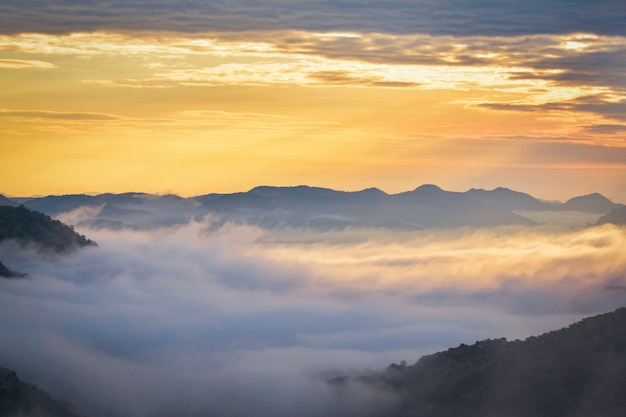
[0,58,56,69]
[0,109,125,121]
[1,219,625,416]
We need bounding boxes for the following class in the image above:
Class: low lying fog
[1,215,625,417]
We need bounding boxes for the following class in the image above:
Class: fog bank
[1,219,625,416]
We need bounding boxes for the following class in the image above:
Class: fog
[1,216,625,416]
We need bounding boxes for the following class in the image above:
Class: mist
[1,216,625,417]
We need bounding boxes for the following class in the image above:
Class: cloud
[583,124,626,134]
[0,58,56,69]
[307,70,419,88]
[1,219,626,416]
[0,109,125,121]
[479,94,626,122]
[0,1,625,36]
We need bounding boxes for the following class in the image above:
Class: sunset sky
[1,1,625,201]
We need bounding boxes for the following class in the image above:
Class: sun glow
[1,30,626,198]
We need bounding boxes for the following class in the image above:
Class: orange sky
[1,29,625,201]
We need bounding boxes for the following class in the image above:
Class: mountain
[332,307,626,417]
[560,193,623,213]
[0,205,96,252]
[596,206,626,226]
[0,205,97,277]
[465,187,548,211]
[22,193,202,230]
[0,195,18,207]
[0,367,83,417]
[11,185,623,231]
[193,185,540,229]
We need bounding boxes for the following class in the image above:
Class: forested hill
[0,205,96,251]
[333,307,626,417]
[0,367,83,417]
[0,205,96,277]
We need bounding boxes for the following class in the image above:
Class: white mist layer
[1,220,625,416]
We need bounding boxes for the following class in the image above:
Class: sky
[0,0,625,200]
[1,4,626,413]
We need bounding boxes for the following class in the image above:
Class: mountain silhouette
[596,206,626,225]
[332,307,626,417]
[5,185,622,231]
[560,193,622,213]
[0,367,82,417]
[0,205,97,277]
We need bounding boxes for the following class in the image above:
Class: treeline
[0,367,83,417]
[0,205,96,277]
[0,205,96,252]
[333,307,626,417]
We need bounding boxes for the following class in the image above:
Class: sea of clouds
[1,214,625,416]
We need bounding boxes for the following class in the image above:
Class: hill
[332,307,626,417]
[14,185,622,231]
[596,206,626,225]
[0,367,83,417]
[0,195,18,207]
[0,205,97,277]
[560,193,623,213]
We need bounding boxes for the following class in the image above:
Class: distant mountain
[0,367,82,417]
[0,205,97,277]
[332,307,626,417]
[465,187,548,211]
[22,193,202,230]
[596,206,626,225]
[0,195,18,207]
[560,193,623,213]
[10,185,623,231]
[193,185,539,229]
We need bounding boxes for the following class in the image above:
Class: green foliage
[339,308,626,417]
[0,205,96,252]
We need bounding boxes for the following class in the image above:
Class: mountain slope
[0,205,96,252]
[560,193,623,213]
[596,206,626,225]
[333,307,626,417]
[12,185,623,230]
[0,205,97,277]
[0,195,18,207]
[0,367,83,417]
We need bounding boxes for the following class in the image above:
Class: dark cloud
[479,94,626,122]
[583,124,626,134]
[508,48,626,90]
[0,0,624,36]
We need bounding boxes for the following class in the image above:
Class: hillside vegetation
[0,205,96,277]
[0,367,82,417]
[333,307,626,417]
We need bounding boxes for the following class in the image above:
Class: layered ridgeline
[0,205,97,277]
[332,307,626,417]
[2,185,624,231]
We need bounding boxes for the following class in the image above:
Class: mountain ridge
[1,185,623,231]
[0,205,97,277]
[0,366,83,417]
[332,307,626,417]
